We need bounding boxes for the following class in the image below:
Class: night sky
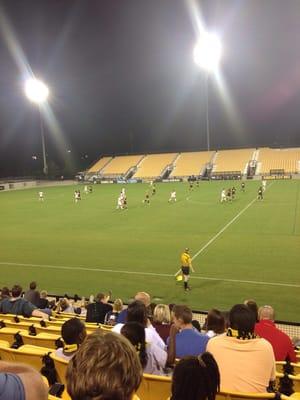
[1,0,300,177]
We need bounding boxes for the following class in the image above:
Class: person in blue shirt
[167,305,209,362]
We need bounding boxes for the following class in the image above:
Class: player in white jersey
[38,191,44,201]
[74,190,80,203]
[220,189,227,203]
[168,190,177,203]
[84,185,89,194]
[262,179,267,192]
[116,194,124,210]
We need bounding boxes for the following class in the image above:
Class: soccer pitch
[0,180,299,322]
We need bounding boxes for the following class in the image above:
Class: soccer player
[232,186,236,200]
[74,190,80,203]
[84,185,89,194]
[169,190,177,203]
[151,183,156,196]
[220,189,227,203]
[180,248,195,291]
[116,195,124,210]
[88,186,93,193]
[262,179,267,192]
[189,181,194,191]
[143,191,150,205]
[38,191,44,201]
[241,182,245,192]
[258,186,263,200]
[226,188,232,201]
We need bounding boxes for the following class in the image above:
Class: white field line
[175,183,274,276]
[0,260,299,288]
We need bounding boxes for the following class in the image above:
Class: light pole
[193,32,222,151]
[24,78,49,175]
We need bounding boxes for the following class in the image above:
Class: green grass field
[0,180,299,321]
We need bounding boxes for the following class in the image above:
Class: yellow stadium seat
[34,325,62,335]
[216,391,290,400]
[50,352,69,386]
[0,344,52,371]
[136,373,171,400]
[291,363,300,375]
[276,361,286,374]
[0,328,27,346]
[21,332,63,349]
[288,374,300,393]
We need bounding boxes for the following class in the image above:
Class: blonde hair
[153,304,171,324]
[134,292,151,307]
[66,331,142,400]
[113,298,123,313]
[40,290,48,299]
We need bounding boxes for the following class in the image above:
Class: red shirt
[255,320,296,362]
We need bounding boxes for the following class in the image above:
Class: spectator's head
[29,281,37,290]
[67,331,142,400]
[96,293,105,302]
[244,299,259,322]
[134,292,151,307]
[40,290,48,299]
[172,305,193,329]
[61,318,86,346]
[59,298,70,312]
[258,305,275,321]
[126,300,147,327]
[113,298,123,313]
[229,304,256,338]
[153,304,171,324]
[206,309,225,335]
[121,322,148,369]
[1,287,10,299]
[11,285,22,298]
[171,352,220,400]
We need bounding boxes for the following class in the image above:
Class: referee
[181,248,195,291]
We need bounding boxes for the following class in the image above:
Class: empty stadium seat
[213,149,255,174]
[136,373,171,400]
[21,332,63,350]
[0,344,52,371]
[133,153,178,179]
[50,352,69,386]
[87,156,112,174]
[170,151,214,177]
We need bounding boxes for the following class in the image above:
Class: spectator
[167,305,209,361]
[104,298,123,326]
[55,318,87,361]
[207,304,276,393]
[192,320,201,332]
[113,300,165,350]
[0,287,10,300]
[255,305,296,362]
[37,290,49,310]
[244,299,259,322]
[24,281,40,307]
[0,285,48,319]
[152,304,172,343]
[66,331,142,400]
[0,360,48,400]
[86,292,112,324]
[58,298,75,314]
[117,291,151,323]
[204,309,225,338]
[171,352,220,400]
[121,322,167,375]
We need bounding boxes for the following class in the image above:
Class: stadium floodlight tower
[24,78,49,175]
[193,32,222,151]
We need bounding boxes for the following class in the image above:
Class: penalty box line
[174,183,274,276]
[0,259,299,289]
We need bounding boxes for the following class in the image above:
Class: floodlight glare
[193,33,222,72]
[25,78,49,104]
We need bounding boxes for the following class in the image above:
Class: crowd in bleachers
[0,283,299,400]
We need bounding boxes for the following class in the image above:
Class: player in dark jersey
[226,188,232,201]
[189,181,194,191]
[241,182,245,192]
[143,192,150,205]
[258,186,263,200]
[232,187,236,200]
[152,183,156,196]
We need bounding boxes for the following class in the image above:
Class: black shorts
[181,266,190,276]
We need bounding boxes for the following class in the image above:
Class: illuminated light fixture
[193,32,222,72]
[24,78,49,104]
